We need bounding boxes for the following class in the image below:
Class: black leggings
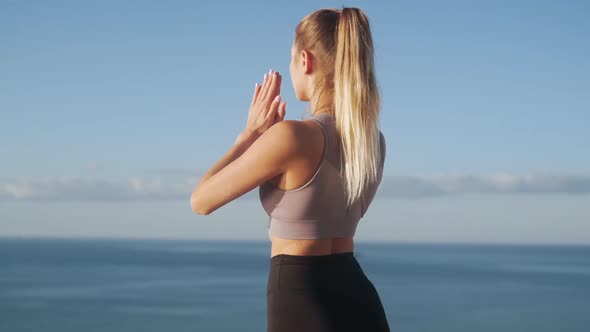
[267,252,391,332]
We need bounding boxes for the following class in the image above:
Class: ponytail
[334,8,382,209]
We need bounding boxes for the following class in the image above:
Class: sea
[1,236,589,332]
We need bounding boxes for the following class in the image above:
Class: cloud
[380,173,590,198]
[0,173,589,202]
[0,176,201,202]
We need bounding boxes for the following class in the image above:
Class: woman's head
[290,8,379,115]
[289,9,339,105]
[290,7,383,210]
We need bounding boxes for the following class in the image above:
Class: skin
[190,41,353,258]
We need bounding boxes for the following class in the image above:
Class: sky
[1,0,589,245]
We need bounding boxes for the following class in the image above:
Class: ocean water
[1,237,589,332]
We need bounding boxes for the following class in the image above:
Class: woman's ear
[301,50,313,75]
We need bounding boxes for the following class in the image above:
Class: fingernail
[264,74,267,80]
[269,69,273,74]
[274,95,281,102]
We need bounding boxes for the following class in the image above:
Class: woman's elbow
[190,194,210,215]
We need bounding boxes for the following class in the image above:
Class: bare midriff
[270,234,354,258]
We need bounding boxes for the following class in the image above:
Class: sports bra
[258,111,386,239]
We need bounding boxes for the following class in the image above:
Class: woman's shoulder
[264,120,320,153]
[280,118,323,137]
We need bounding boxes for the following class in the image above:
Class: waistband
[270,251,355,266]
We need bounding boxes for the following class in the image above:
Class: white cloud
[0,172,588,202]
[380,173,590,198]
[0,176,200,202]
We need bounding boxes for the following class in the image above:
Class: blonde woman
[191,7,389,332]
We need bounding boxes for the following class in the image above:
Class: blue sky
[1,0,589,244]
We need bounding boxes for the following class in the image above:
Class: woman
[191,7,389,332]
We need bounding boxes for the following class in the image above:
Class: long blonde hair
[295,7,382,210]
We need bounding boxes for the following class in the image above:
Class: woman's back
[260,111,386,258]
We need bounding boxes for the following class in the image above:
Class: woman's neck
[312,101,334,115]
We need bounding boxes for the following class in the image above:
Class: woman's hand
[243,70,287,138]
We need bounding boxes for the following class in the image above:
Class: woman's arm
[190,121,299,215]
[191,70,288,215]
[196,130,260,187]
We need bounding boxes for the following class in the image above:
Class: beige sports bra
[258,112,386,239]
